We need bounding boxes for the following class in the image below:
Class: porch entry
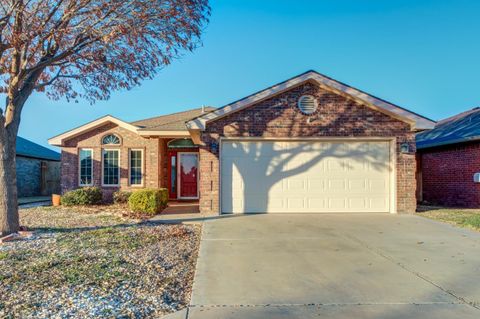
[167,138,199,200]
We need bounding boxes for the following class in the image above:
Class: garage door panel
[328,198,348,210]
[369,197,389,211]
[307,198,327,210]
[287,198,306,210]
[348,198,368,210]
[348,179,368,192]
[307,179,325,191]
[286,179,306,191]
[221,140,391,214]
[328,179,347,192]
[370,179,388,192]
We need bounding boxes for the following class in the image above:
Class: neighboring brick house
[16,136,61,197]
[49,70,434,214]
[416,107,480,207]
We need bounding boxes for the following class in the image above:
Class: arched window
[167,138,197,149]
[102,134,121,145]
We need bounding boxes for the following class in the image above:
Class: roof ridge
[437,107,480,125]
[138,108,218,130]
[131,106,215,125]
[187,70,435,130]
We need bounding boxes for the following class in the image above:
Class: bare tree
[0,0,210,235]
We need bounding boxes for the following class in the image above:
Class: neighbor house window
[102,134,121,145]
[130,149,143,185]
[79,149,93,186]
[103,149,120,186]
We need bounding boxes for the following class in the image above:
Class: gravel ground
[0,206,201,318]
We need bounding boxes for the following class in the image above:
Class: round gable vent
[297,95,318,114]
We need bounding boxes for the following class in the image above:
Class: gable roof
[132,106,216,131]
[17,136,60,161]
[48,115,139,146]
[48,107,217,146]
[186,70,435,131]
[416,107,480,149]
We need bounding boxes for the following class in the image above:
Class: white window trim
[129,148,144,187]
[78,148,93,187]
[102,148,120,187]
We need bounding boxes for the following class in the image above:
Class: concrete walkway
[186,213,480,318]
[18,196,51,208]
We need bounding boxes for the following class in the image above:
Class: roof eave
[137,130,190,137]
[417,136,480,150]
[17,152,60,161]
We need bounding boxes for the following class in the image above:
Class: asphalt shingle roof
[131,107,216,131]
[17,136,60,161]
[416,107,480,149]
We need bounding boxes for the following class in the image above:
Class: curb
[160,308,188,319]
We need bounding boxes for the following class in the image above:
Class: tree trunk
[0,120,19,236]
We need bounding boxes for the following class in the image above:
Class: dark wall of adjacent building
[16,156,61,197]
[418,141,480,207]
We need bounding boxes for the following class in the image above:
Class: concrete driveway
[188,214,480,318]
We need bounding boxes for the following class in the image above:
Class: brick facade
[199,82,417,214]
[419,142,480,207]
[61,123,165,200]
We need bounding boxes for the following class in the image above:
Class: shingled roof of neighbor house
[416,107,480,149]
[131,106,216,131]
[17,136,60,161]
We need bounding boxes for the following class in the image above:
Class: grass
[0,205,201,318]
[417,205,480,230]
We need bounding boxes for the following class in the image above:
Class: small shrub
[128,188,168,215]
[62,187,103,206]
[113,191,132,204]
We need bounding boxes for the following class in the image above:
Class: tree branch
[34,70,79,89]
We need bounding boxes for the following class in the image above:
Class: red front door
[179,153,198,198]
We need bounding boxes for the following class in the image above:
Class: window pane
[79,149,92,185]
[171,155,176,194]
[102,134,120,145]
[130,150,142,185]
[103,150,119,185]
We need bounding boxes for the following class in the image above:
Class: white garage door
[221,140,392,213]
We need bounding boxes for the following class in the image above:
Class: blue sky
[18,0,480,149]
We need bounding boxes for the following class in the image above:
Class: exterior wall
[419,141,480,207]
[41,160,61,195]
[16,156,42,197]
[16,156,60,197]
[61,123,162,201]
[199,82,417,214]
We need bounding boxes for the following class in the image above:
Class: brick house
[49,70,434,214]
[416,107,480,207]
